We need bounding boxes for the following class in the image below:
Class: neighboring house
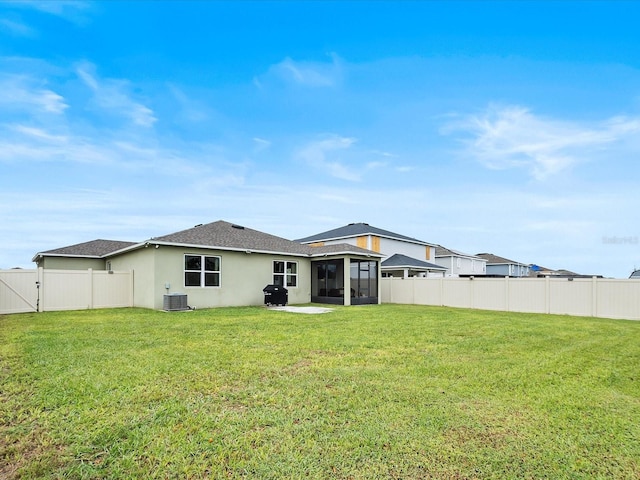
[529,265,602,279]
[475,253,530,277]
[295,223,446,278]
[33,220,383,309]
[630,270,640,279]
[434,246,487,277]
[529,264,559,277]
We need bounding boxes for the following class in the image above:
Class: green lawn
[1,305,639,479]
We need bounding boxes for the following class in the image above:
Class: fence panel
[412,278,443,305]
[442,278,472,308]
[508,278,548,314]
[595,279,640,320]
[92,270,133,309]
[42,269,91,311]
[472,278,508,311]
[548,278,593,317]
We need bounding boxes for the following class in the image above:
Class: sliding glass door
[350,260,378,305]
[311,260,345,304]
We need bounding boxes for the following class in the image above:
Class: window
[273,260,297,287]
[185,254,220,287]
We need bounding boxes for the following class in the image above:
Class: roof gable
[35,239,136,259]
[436,245,484,260]
[476,253,526,265]
[296,222,433,246]
[381,253,446,270]
[150,220,312,255]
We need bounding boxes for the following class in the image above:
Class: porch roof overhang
[308,243,384,259]
[381,253,447,272]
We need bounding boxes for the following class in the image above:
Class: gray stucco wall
[109,245,311,309]
[38,257,106,270]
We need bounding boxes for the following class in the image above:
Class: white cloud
[12,125,67,143]
[0,74,67,114]
[0,17,36,37]
[444,105,640,180]
[297,135,360,181]
[253,137,271,152]
[5,1,92,25]
[168,84,209,123]
[76,62,157,127]
[366,161,387,169]
[256,54,343,88]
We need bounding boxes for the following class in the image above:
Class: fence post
[129,270,134,307]
[545,276,550,314]
[88,269,94,310]
[505,276,510,312]
[592,276,598,317]
[38,267,44,312]
[470,276,475,309]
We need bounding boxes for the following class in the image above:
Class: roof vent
[231,224,245,230]
[194,224,203,227]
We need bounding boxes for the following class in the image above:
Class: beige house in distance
[295,222,446,278]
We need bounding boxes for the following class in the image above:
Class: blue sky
[1,1,639,277]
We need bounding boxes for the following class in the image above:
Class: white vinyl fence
[381,277,640,321]
[0,268,133,315]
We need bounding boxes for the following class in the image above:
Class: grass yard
[1,305,639,479]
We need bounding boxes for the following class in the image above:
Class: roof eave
[32,252,103,262]
[381,264,446,271]
[309,250,384,258]
[128,240,312,258]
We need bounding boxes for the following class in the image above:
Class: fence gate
[0,269,39,314]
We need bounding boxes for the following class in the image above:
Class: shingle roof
[36,239,136,258]
[295,222,433,246]
[476,253,526,265]
[436,246,483,259]
[630,270,640,279]
[381,253,446,270]
[33,221,384,262]
[150,220,312,255]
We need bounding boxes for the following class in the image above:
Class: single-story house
[295,222,446,278]
[475,253,530,277]
[33,220,383,309]
[434,246,487,277]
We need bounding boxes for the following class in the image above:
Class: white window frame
[184,254,221,288]
[273,260,298,288]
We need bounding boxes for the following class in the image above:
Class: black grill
[263,284,288,306]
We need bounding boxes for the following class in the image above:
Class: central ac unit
[163,293,188,311]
